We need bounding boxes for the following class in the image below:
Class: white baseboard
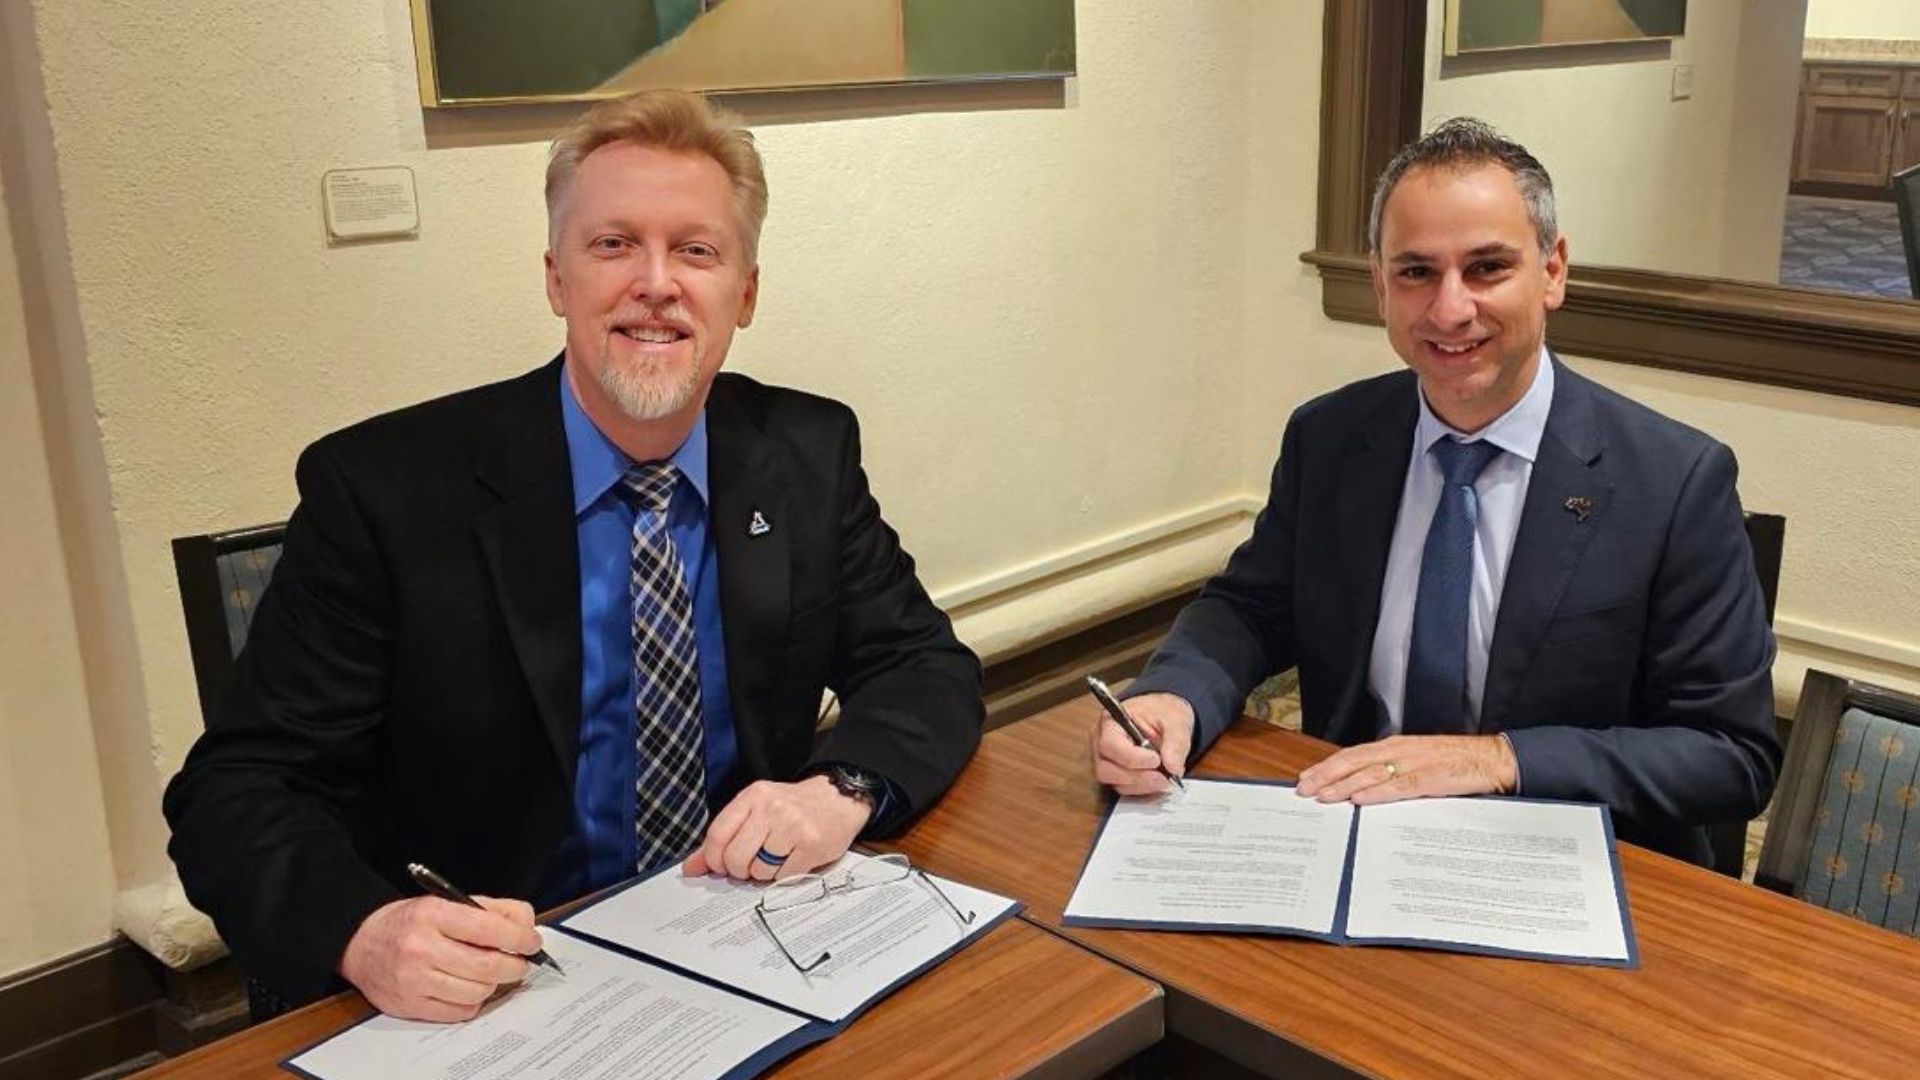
[1775,615,1920,674]
[937,497,1260,665]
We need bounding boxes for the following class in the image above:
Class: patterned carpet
[1777,195,1915,300]
[1244,672,1771,881]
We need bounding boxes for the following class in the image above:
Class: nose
[627,248,680,304]
[1430,271,1475,327]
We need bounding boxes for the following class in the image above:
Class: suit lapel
[473,359,584,782]
[705,378,790,783]
[1331,381,1419,732]
[1481,359,1613,732]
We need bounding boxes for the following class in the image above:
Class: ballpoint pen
[1085,675,1187,791]
[407,862,567,978]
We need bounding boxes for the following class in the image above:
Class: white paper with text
[560,852,1014,1023]
[1063,780,1354,933]
[288,929,807,1080]
[1343,797,1629,961]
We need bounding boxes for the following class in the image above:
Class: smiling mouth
[1426,338,1487,358]
[618,326,689,344]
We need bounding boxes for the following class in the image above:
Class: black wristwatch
[818,763,884,808]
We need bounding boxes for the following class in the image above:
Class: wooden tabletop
[137,918,1160,1080]
[875,698,1920,1080]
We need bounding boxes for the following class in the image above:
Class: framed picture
[1444,0,1687,56]
[409,0,1077,108]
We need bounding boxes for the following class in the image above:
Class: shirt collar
[1414,345,1554,464]
[560,365,711,516]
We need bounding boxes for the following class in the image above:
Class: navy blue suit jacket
[1130,358,1780,864]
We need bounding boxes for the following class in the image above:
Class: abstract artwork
[1444,0,1687,56]
[410,0,1076,107]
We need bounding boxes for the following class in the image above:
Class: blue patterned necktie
[1403,437,1504,736]
[620,463,709,873]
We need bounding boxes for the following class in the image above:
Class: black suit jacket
[1130,359,1780,864]
[163,359,982,1004]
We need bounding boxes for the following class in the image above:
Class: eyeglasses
[753,854,976,973]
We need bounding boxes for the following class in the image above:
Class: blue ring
[754,847,788,866]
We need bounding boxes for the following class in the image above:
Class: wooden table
[876,698,1920,1079]
[137,919,1160,1079]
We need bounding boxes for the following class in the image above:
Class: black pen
[407,862,566,978]
[1086,676,1186,791]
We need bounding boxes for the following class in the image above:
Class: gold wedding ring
[1383,762,1399,780]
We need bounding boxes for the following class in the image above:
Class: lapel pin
[1563,496,1593,523]
[748,510,772,537]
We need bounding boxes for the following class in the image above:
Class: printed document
[287,929,810,1080]
[1064,779,1353,934]
[562,852,1017,1023]
[1343,795,1630,961]
[1063,778,1634,966]
[289,853,1018,1079]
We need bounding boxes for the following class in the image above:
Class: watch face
[831,765,881,795]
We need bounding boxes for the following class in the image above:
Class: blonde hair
[545,89,768,260]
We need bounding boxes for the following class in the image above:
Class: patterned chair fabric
[214,543,282,657]
[1797,707,1920,935]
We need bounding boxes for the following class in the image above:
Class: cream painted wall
[1805,0,1920,41]
[0,163,119,973]
[1422,0,1804,285]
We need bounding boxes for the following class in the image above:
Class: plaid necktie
[620,463,709,873]
[1403,437,1504,736]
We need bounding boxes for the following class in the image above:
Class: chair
[171,523,286,728]
[170,522,289,1022]
[1896,162,1920,300]
[1756,670,1920,937]
[1704,512,1786,878]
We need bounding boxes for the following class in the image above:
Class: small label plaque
[322,166,419,241]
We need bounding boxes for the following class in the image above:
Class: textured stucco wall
[0,159,119,973]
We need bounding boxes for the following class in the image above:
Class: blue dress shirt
[559,373,739,895]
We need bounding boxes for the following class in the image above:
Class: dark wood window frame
[1309,1,1920,409]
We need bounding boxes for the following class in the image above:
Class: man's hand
[1090,692,1195,796]
[682,776,871,882]
[1295,734,1518,805]
[338,895,541,1022]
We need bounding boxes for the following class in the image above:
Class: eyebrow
[1388,242,1523,266]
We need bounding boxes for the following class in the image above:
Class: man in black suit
[1093,119,1779,865]
[165,91,982,1020]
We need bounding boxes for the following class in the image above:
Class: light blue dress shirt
[560,372,738,895]
[1368,348,1554,738]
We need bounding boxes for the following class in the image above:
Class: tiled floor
[1243,672,1771,882]
[1777,194,1913,300]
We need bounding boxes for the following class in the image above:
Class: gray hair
[1367,117,1558,256]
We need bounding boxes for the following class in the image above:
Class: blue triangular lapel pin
[748,510,772,537]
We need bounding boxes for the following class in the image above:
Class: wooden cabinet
[1792,61,1920,196]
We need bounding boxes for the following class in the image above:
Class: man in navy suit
[1093,118,1779,866]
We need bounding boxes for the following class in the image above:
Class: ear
[1542,234,1569,312]
[544,249,564,317]
[1369,255,1387,319]
[735,265,760,329]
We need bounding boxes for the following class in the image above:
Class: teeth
[1433,341,1477,355]
[622,327,679,343]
